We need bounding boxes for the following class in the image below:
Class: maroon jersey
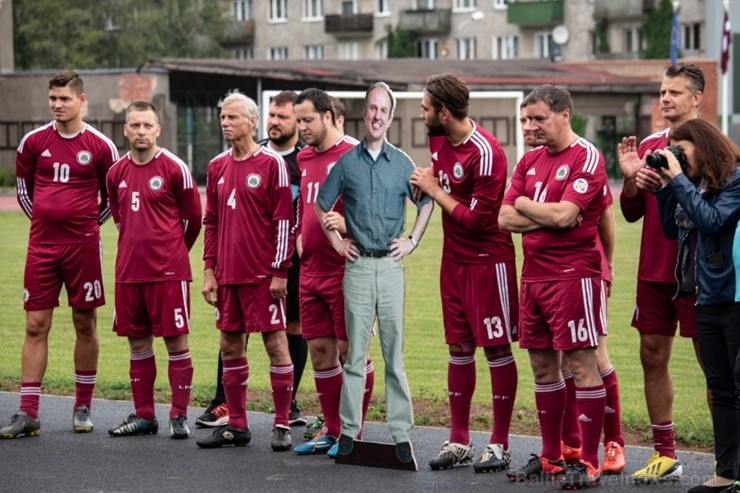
[597,184,614,283]
[203,146,294,284]
[429,120,514,264]
[619,129,678,283]
[297,135,357,276]
[16,121,119,244]
[504,138,607,282]
[107,148,202,283]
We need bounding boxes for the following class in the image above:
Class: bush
[0,167,16,187]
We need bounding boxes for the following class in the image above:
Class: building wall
[0,0,14,73]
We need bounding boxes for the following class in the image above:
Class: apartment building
[219,0,707,63]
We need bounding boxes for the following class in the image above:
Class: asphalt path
[0,391,714,493]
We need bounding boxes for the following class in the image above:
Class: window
[417,38,439,59]
[683,22,701,51]
[268,46,289,60]
[338,42,360,59]
[415,0,435,8]
[232,0,253,21]
[454,0,476,10]
[340,0,357,15]
[376,0,390,16]
[456,37,476,60]
[535,32,553,59]
[375,40,388,59]
[234,47,254,60]
[493,0,509,9]
[304,44,324,60]
[304,0,322,19]
[624,28,634,54]
[270,0,287,21]
[493,35,518,60]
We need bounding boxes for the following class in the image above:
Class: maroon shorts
[519,277,603,351]
[216,279,286,333]
[299,273,346,341]
[631,280,697,338]
[440,257,519,347]
[23,242,105,311]
[114,281,191,338]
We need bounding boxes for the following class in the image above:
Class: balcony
[507,0,563,27]
[222,20,255,45]
[398,9,451,35]
[325,13,374,37]
[593,0,646,20]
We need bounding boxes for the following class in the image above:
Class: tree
[642,0,675,60]
[386,25,416,58]
[13,0,228,70]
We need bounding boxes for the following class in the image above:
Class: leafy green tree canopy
[14,0,228,70]
[642,0,675,60]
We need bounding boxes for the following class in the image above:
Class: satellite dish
[552,25,570,45]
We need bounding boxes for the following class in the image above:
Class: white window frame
[417,38,439,59]
[232,0,253,21]
[493,0,508,9]
[303,0,323,20]
[535,31,552,59]
[376,0,391,16]
[268,46,289,60]
[234,46,254,60]
[269,0,288,22]
[304,44,324,60]
[453,0,476,12]
[340,0,358,15]
[338,42,361,60]
[415,0,435,8]
[375,40,388,59]
[456,37,476,60]
[493,35,518,60]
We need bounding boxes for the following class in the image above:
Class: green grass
[0,206,712,448]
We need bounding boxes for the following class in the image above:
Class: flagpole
[722,0,730,135]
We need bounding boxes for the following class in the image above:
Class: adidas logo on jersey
[41,149,52,157]
[217,177,225,185]
[118,180,128,189]
[527,168,536,175]
[431,152,439,161]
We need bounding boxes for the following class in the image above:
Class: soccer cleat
[474,443,511,473]
[194,402,228,428]
[506,454,566,482]
[294,433,336,455]
[562,441,582,464]
[631,451,683,484]
[0,412,41,439]
[561,459,601,489]
[327,441,339,459]
[428,441,474,470]
[169,415,190,439]
[271,425,292,452]
[72,406,94,433]
[108,414,158,437]
[601,441,626,474]
[303,414,325,440]
[289,402,307,427]
[196,425,251,448]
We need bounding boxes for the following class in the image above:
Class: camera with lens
[645,145,688,171]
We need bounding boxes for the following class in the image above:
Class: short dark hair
[665,63,705,94]
[271,90,297,107]
[424,73,469,119]
[295,88,335,124]
[670,119,740,196]
[330,96,346,119]
[49,70,83,95]
[126,101,159,123]
[523,85,574,115]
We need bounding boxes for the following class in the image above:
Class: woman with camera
[636,118,740,493]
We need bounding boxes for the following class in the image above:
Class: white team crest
[555,164,570,181]
[76,150,92,165]
[453,162,464,179]
[573,178,589,194]
[149,176,164,190]
[246,173,261,188]
[327,162,336,175]
[23,288,29,303]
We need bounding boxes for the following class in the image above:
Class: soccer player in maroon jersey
[500,85,608,489]
[617,63,705,484]
[196,90,295,452]
[290,88,367,455]
[410,73,519,473]
[521,103,626,475]
[1,70,118,439]
[195,91,309,429]
[105,101,201,439]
